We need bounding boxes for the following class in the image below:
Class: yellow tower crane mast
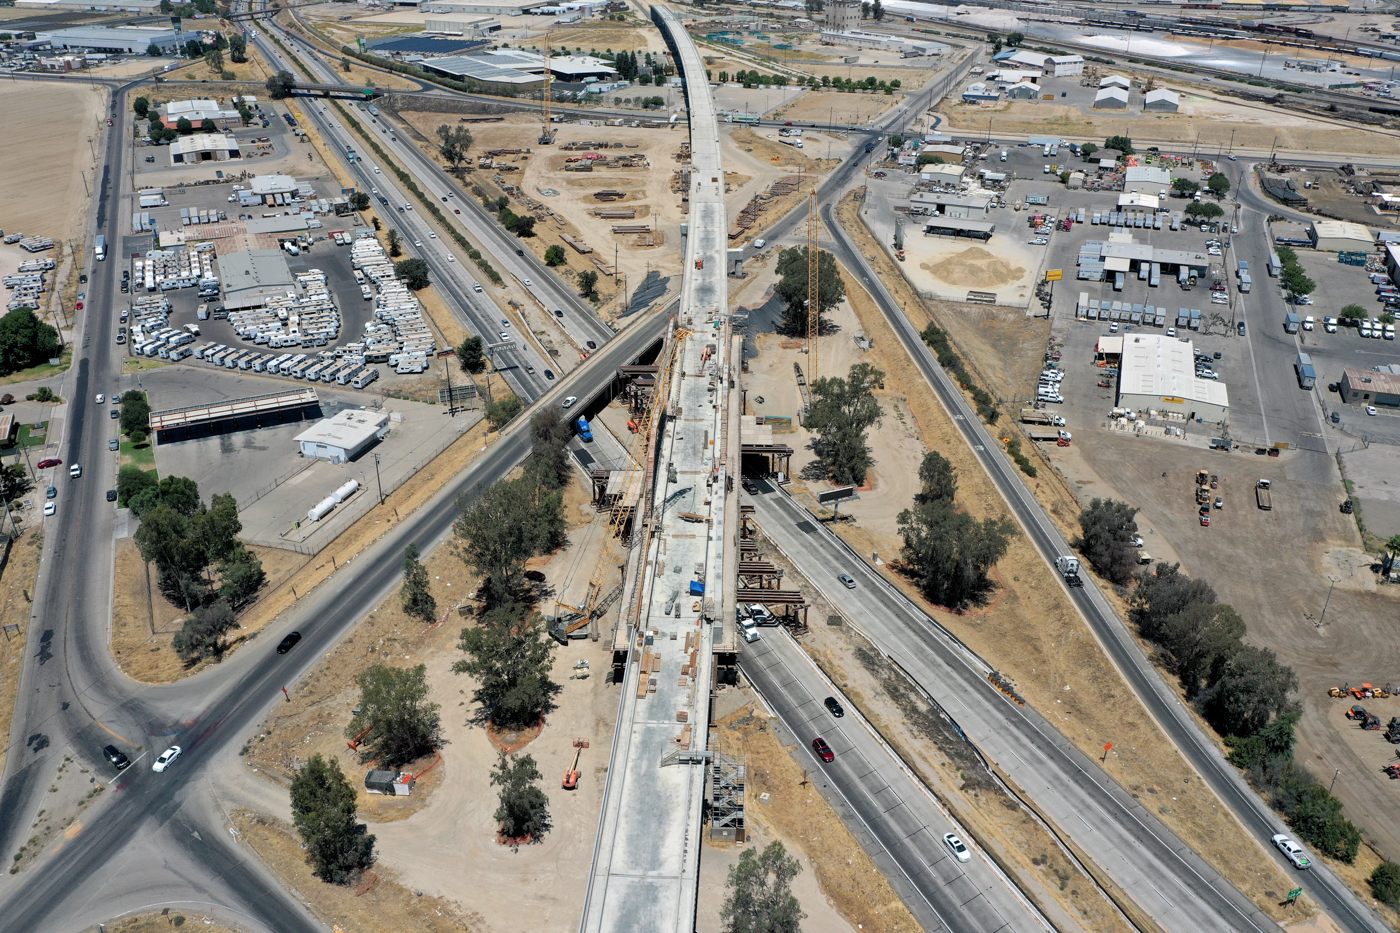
[806,190,820,384]
[539,31,555,145]
[550,323,690,642]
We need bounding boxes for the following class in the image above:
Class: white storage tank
[331,479,359,503]
[307,495,339,522]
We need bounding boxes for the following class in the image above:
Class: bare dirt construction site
[741,191,1310,922]
[0,530,45,779]
[0,81,104,246]
[942,92,1400,157]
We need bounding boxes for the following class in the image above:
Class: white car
[499,332,512,341]
[43,502,55,516]
[429,232,437,239]
[1166,327,1176,337]
[1367,406,1378,416]
[1294,296,1313,305]
[448,255,456,262]
[414,241,423,248]
[523,279,532,288]
[943,832,971,863]
[562,396,578,409]
[1108,322,1119,333]
[152,745,182,772]
[1272,834,1311,870]
[95,394,104,404]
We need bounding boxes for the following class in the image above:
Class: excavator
[562,739,588,790]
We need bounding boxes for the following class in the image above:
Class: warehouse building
[1099,74,1131,88]
[961,82,1001,102]
[993,49,1084,76]
[1125,165,1172,186]
[1310,220,1374,252]
[1093,86,1130,109]
[1340,368,1400,408]
[1006,81,1040,99]
[295,409,391,463]
[907,190,992,219]
[250,174,300,198]
[220,248,296,311]
[988,69,1040,86]
[170,134,241,164]
[418,0,549,15]
[162,98,243,129]
[364,33,487,55]
[1116,334,1230,422]
[36,25,182,55]
[423,17,502,36]
[1143,88,1180,112]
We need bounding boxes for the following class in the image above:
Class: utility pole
[373,453,384,505]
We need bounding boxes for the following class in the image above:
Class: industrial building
[992,48,1084,76]
[418,0,549,15]
[162,99,243,129]
[1093,86,1130,109]
[919,162,967,184]
[423,16,502,35]
[364,32,487,55]
[1006,81,1039,99]
[416,48,613,88]
[907,190,992,219]
[823,0,860,31]
[819,30,945,55]
[170,134,241,164]
[36,25,183,55]
[295,408,391,462]
[1099,74,1131,88]
[219,248,297,311]
[988,69,1040,86]
[1143,88,1180,111]
[961,82,1001,102]
[1125,165,1171,186]
[1116,333,1230,422]
[1340,368,1400,408]
[1118,191,1161,210]
[1310,219,1374,252]
[250,174,301,198]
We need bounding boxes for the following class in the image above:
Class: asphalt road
[740,626,1051,933]
[806,196,1390,933]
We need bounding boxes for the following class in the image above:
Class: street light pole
[373,453,384,505]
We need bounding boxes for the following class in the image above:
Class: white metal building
[1099,74,1131,88]
[1006,81,1040,99]
[295,409,391,462]
[170,134,241,164]
[37,25,182,54]
[419,0,548,14]
[1310,220,1374,252]
[250,174,299,198]
[1116,334,1230,422]
[1125,165,1171,186]
[1093,86,1129,109]
[1143,88,1180,112]
[220,248,296,311]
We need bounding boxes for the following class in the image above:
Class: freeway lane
[812,199,1390,933]
[741,627,1050,933]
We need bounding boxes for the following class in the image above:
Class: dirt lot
[941,93,1400,157]
[743,190,1308,922]
[83,913,242,933]
[0,530,44,779]
[0,81,105,246]
[775,90,901,127]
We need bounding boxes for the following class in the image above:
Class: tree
[204,47,223,73]
[1103,135,1134,156]
[0,463,32,504]
[400,543,438,624]
[805,363,883,485]
[491,752,550,841]
[395,258,431,291]
[1074,498,1139,585]
[1185,202,1224,220]
[156,475,202,517]
[266,70,297,100]
[897,453,1014,609]
[1079,142,1097,160]
[1006,30,1024,45]
[544,245,566,267]
[237,105,254,126]
[350,191,371,211]
[1199,644,1298,738]
[172,599,238,662]
[228,32,247,63]
[1338,304,1367,325]
[199,118,216,134]
[121,389,152,436]
[454,477,565,602]
[176,116,193,135]
[117,464,158,508]
[218,547,265,610]
[1130,562,1219,643]
[147,43,163,57]
[133,96,150,118]
[184,38,204,60]
[578,270,599,298]
[510,215,536,238]
[871,0,883,19]
[0,307,60,375]
[527,411,573,491]
[720,840,806,933]
[457,335,485,373]
[485,394,524,429]
[455,602,558,727]
[387,229,402,258]
[341,56,352,72]
[1171,177,1199,197]
[774,246,845,336]
[290,754,375,884]
[1370,862,1400,907]
[435,124,474,174]
[1206,172,1231,196]
[1157,601,1244,697]
[915,153,945,167]
[346,664,443,768]
[1283,266,1315,297]
[1288,782,1361,862]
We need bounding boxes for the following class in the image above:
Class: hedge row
[919,323,1000,425]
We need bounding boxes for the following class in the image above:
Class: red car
[36,458,62,469]
[107,119,114,126]
[1200,514,1210,526]
[75,302,83,311]
[811,737,834,763]
[784,121,793,126]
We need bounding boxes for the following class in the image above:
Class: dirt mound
[923,247,1026,288]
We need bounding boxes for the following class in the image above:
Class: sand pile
[923,248,1025,288]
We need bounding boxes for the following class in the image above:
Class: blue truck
[576,417,593,442]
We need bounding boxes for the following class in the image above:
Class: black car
[103,744,130,770]
[741,478,759,495]
[1237,321,1246,336]
[824,696,845,718]
[106,489,117,502]
[276,631,302,654]
[543,370,555,380]
[586,340,597,350]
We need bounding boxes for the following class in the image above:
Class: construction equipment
[1351,683,1378,699]
[550,322,690,643]
[1386,718,1400,744]
[1385,762,1400,779]
[1328,686,1344,698]
[1195,469,1208,486]
[1347,705,1368,721]
[807,189,820,386]
[1363,713,1383,731]
[562,738,588,789]
[347,725,371,751]
[539,30,555,145]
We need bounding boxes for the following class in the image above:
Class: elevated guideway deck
[577,8,735,933]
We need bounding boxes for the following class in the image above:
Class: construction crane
[539,30,556,145]
[562,738,588,789]
[806,190,821,384]
[550,323,690,643]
